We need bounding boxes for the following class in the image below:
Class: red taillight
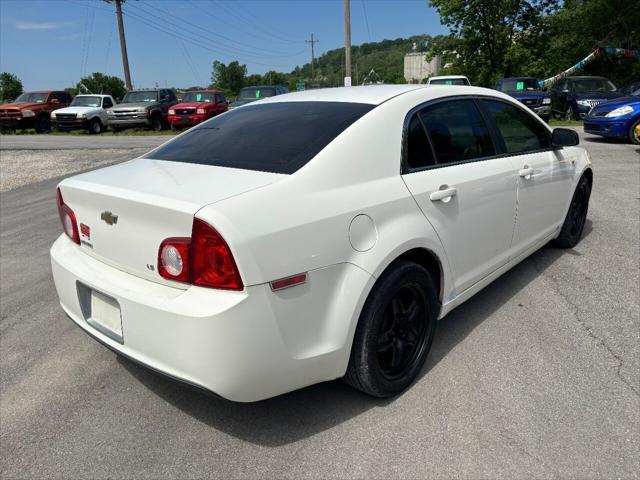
[56,188,80,245]
[157,218,243,291]
[191,218,243,290]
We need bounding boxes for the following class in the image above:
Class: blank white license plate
[89,290,123,342]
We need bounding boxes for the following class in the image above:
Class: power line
[104,14,115,72]
[211,0,305,45]
[306,33,319,80]
[142,0,303,57]
[128,1,306,60]
[361,0,372,42]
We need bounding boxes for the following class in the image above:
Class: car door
[401,98,518,295]
[479,98,575,254]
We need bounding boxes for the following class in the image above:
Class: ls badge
[101,211,118,225]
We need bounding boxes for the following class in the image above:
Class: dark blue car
[549,76,622,120]
[584,87,640,144]
[494,77,551,121]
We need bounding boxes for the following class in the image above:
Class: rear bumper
[50,235,373,401]
[584,117,630,137]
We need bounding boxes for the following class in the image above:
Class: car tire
[151,115,163,132]
[629,119,640,145]
[89,118,102,134]
[34,116,51,134]
[554,175,591,248]
[564,105,575,121]
[344,260,439,397]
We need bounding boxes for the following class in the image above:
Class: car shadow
[583,135,627,144]
[119,220,592,447]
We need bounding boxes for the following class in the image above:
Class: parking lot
[1,130,638,478]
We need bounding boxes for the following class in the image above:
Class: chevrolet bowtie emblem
[100,211,118,225]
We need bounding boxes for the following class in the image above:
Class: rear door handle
[429,186,457,202]
[519,166,534,180]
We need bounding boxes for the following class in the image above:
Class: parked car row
[0,84,295,134]
[0,88,233,134]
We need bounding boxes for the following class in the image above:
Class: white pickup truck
[51,94,115,134]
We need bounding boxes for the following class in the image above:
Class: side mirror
[552,128,579,148]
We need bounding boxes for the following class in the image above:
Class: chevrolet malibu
[51,85,592,402]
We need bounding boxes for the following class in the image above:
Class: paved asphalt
[1,131,638,479]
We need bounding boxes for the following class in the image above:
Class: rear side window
[145,101,374,174]
[481,99,551,154]
[405,113,435,169]
[419,99,494,164]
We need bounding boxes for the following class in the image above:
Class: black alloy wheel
[555,175,591,248]
[344,260,439,397]
[376,284,428,379]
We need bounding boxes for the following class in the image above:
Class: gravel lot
[0,130,638,479]
[0,135,169,192]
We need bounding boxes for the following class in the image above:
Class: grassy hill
[289,35,444,88]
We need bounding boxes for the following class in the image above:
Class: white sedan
[51,85,592,402]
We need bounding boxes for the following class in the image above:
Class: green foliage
[76,72,127,100]
[0,72,23,103]
[428,0,559,86]
[210,61,247,96]
[428,0,640,87]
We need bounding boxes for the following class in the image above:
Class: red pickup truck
[168,90,228,129]
[0,90,72,133]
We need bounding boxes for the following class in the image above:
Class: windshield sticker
[255,90,261,98]
[516,81,525,90]
[196,93,202,101]
[446,80,452,85]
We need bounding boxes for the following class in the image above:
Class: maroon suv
[168,90,228,129]
[0,90,72,133]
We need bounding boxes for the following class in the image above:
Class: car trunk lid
[59,158,285,287]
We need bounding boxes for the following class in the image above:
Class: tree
[77,72,127,100]
[428,0,559,86]
[0,72,23,103]
[545,0,640,86]
[210,61,247,96]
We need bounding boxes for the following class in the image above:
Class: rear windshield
[145,101,374,174]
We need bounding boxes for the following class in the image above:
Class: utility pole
[105,0,133,90]
[344,0,351,86]
[306,33,319,82]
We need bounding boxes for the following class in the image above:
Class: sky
[0,0,448,91]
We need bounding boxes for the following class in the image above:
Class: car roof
[501,77,538,80]
[241,85,285,89]
[184,90,221,93]
[258,84,505,106]
[258,85,427,105]
[430,75,469,80]
[75,94,112,97]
